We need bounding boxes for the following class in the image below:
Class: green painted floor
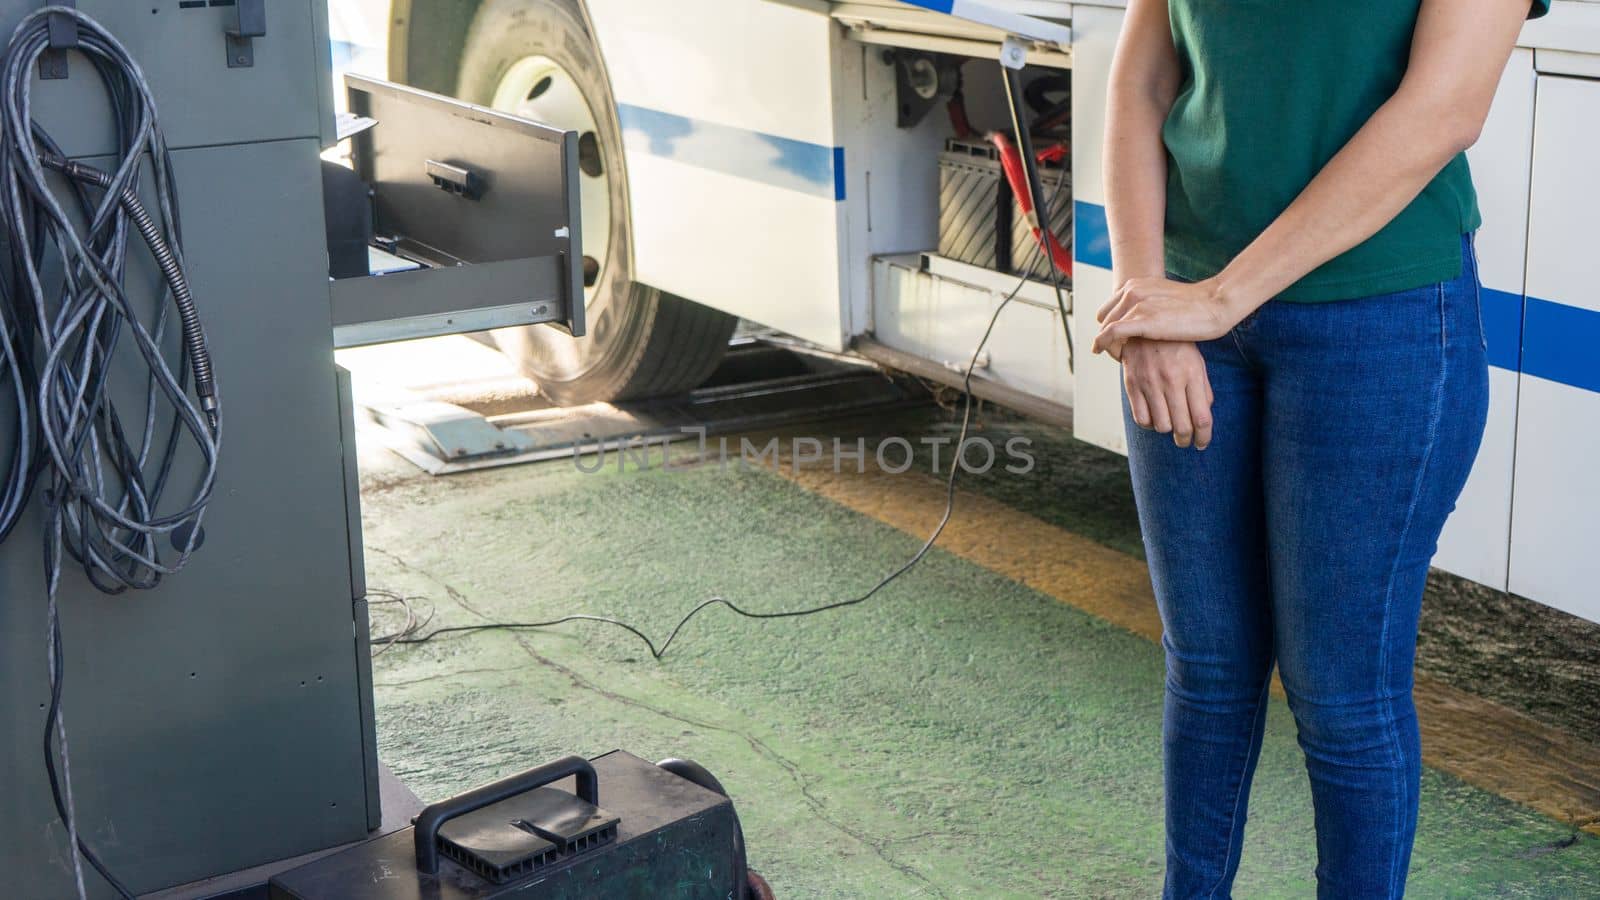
[359,432,1600,898]
[811,406,1600,747]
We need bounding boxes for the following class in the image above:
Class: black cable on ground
[388,275,1020,659]
[387,166,1072,662]
[1,9,221,899]
[368,588,436,656]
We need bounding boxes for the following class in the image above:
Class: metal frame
[339,74,586,344]
[332,256,570,348]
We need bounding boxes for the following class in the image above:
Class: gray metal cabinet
[0,135,377,900]
[0,2,375,895]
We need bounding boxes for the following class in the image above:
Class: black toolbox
[270,751,741,900]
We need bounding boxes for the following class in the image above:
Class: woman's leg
[1124,336,1273,900]
[1254,243,1489,898]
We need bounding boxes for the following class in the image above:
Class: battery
[937,138,1072,281]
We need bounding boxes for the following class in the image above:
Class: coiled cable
[1,8,222,898]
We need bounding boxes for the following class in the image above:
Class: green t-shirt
[1162,0,1550,302]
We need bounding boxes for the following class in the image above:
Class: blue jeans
[1124,235,1489,899]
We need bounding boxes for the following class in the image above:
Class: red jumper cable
[987,131,1073,279]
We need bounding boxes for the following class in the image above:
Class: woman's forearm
[1104,101,1170,290]
[1104,0,1181,289]
[1104,0,1214,451]
[1209,0,1529,317]
[1104,90,1170,289]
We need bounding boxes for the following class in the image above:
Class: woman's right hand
[1122,339,1214,450]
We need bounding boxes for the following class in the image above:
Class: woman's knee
[1282,685,1418,768]
[1163,636,1273,715]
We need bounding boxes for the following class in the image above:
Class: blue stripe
[899,0,956,12]
[1071,201,1598,394]
[329,39,380,69]
[616,103,844,201]
[1073,201,1113,270]
[1523,296,1600,393]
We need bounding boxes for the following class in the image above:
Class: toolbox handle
[413,754,600,875]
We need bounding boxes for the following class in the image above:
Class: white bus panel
[585,0,850,348]
[1508,73,1600,622]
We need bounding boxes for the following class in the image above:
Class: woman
[1093,0,1548,896]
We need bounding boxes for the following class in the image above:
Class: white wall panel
[1509,74,1600,623]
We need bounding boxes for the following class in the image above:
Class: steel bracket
[999,36,1028,71]
[225,0,266,68]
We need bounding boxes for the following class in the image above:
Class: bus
[369,0,1600,623]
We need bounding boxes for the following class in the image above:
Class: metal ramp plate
[341,338,924,475]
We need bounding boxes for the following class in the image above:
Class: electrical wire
[1,9,221,899]
[0,179,33,543]
[367,588,436,656]
[1002,64,1074,373]
[386,170,1073,661]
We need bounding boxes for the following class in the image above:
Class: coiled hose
[41,155,218,419]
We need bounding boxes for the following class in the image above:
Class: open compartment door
[829,1,1071,57]
[328,75,584,348]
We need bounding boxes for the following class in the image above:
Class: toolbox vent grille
[438,821,619,884]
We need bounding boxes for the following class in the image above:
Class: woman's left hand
[1093,277,1247,360]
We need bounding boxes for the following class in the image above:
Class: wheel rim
[489,56,613,312]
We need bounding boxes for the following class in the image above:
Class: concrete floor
[358,405,1600,898]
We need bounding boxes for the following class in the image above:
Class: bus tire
[456,0,737,404]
